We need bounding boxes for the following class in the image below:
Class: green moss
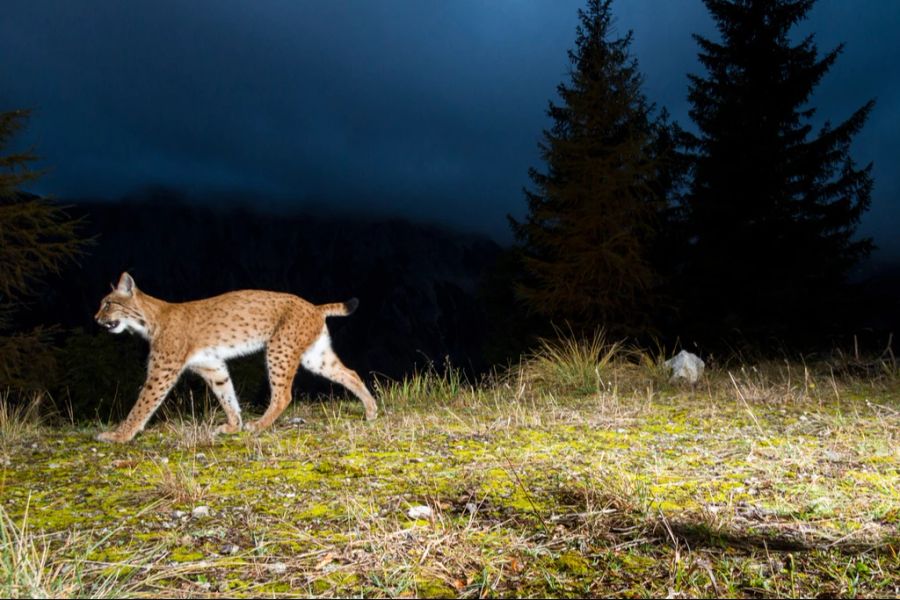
[414,578,457,598]
[619,552,656,573]
[555,551,591,576]
[298,503,332,520]
[312,572,361,594]
[256,581,292,593]
[86,546,132,563]
[170,546,204,562]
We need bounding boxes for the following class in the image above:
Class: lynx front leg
[96,357,182,443]
[192,362,242,434]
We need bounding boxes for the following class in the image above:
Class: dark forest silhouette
[673,0,875,344]
[9,193,501,416]
[511,0,877,352]
[1,0,897,416]
[0,110,88,392]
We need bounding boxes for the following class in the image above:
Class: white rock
[221,543,240,555]
[191,506,210,518]
[406,505,433,520]
[665,350,705,384]
[268,562,287,574]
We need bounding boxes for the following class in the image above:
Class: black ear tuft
[344,298,359,315]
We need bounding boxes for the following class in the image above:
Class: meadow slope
[2,344,898,598]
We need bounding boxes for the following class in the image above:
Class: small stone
[288,417,306,425]
[665,350,705,384]
[766,557,785,575]
[173,510,187,519]
[195,452,207,462]
[221,543,240,555]
[191,506,210,518]
[464,502,478,514]
[268,562,287,574]
[407,505,433,520]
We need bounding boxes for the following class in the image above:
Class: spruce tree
[510,0,664,335]
[679,0,874,342]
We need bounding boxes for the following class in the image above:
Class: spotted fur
[94,272,377,443]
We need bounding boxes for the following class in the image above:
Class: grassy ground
[2,339,899,598]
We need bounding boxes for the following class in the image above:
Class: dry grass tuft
[150,461,209,506]
[0,391,45,453]
[0,503,131,598]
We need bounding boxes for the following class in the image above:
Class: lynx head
[95,272,149,337]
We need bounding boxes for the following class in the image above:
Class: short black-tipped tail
[319,298,359,317]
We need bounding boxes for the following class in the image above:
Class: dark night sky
[2,1,898,259]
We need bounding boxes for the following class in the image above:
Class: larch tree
[510,0,667,336]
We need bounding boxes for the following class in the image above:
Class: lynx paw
[215,422,242,435]
[243,420,264,433]
[95,430,129,444]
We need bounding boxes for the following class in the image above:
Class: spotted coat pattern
[94,272,377,443]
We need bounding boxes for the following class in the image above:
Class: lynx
[94,272,378,443]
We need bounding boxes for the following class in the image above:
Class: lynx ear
[116,272,135,296]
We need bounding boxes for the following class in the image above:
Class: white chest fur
[187,339,266,368]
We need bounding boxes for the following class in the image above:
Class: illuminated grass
[1,354,898,597]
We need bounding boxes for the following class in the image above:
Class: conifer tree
[510,0,664,335]
[0,109,87,391]
[679,0,874,341]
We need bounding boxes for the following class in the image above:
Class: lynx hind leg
[96,357,182,443]
[244,321,310,433]
[302,326,378,421]
[192,362,242,434]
